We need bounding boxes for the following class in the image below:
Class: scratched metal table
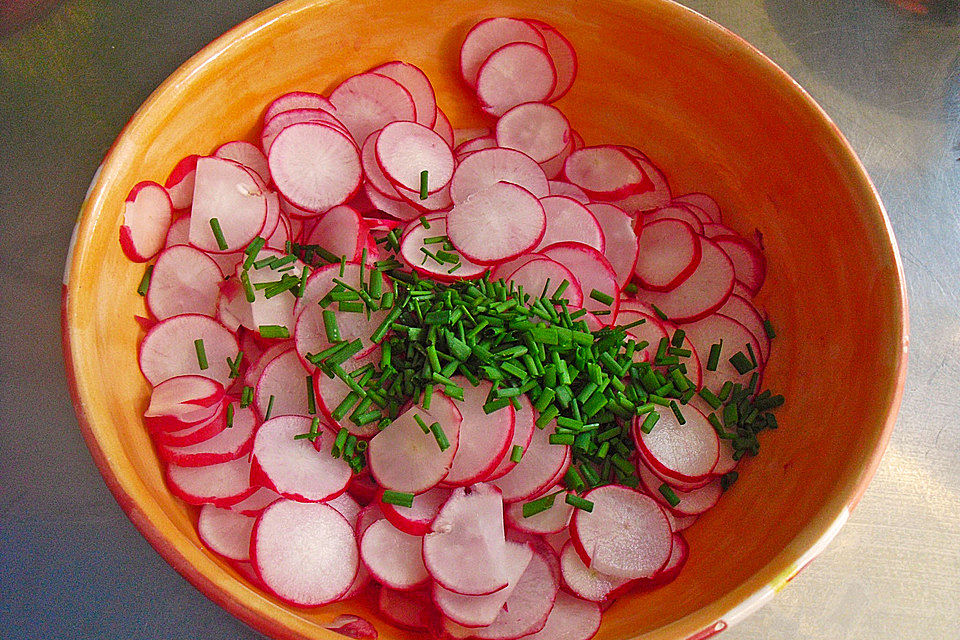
[1,1,958,638]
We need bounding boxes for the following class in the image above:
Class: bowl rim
[61,0,909,638]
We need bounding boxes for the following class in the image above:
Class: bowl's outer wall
[63,0,907,639]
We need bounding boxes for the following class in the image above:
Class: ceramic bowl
[62,0,908,638]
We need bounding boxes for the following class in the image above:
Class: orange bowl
[62,0,908,638]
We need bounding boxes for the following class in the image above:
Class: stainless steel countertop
[1,1,957,638]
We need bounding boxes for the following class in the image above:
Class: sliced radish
[263,91,337,124]
[150,409,227,447]
[647,534,689,585]
[164,155,199,210]
[243,341,292,389]
[268,122,362,213]
[446,181,546,265]
[611,148,671,215]
[252,415,351,502]
[433,108,455,147]
[259,190,282,238]
[548,179,589,203]
[522,590,601,640]
[682,313,762,392]
[214,140,270,185]
[229,486,280,516]
[379,485,452,536]
[367,396,462,494]
[543,529,571,554]
[433,541,533,627]
[326,492,362,529]
[145,245,222,320]
[450,147,549,204]
[658,318,704,389]
[378,588,435,631]
[302,204,365,262]
[635,236,735,322]
[139,314,239,386]
[664,510,699,532]
[357,502,385,536]
[538,138,574,180]
[505,487,573,534]
[492,417,570,503]
[717,294,770,362]
[539,242,620,316]
[633,402,719,483]
[253,348,313,420]
[505,256,584,307]
[536,195,604,252]
[158,403,256,466]
[524,20,577,101]
[189,157,267,252]
[644,205,705,234]
[714,437,739,476]
[486,393,536,481]
[713,234,766,294]
[563,146,648,200]
[587,202,639,289]
[261,107,350,153]
[637,461,722,516]
[423,484,508,596]
[119,181,173,262]
[362,130,406,199]
[364,182,422,221]
[443,379,515,486]
[371,61,438,128]
[455,135,497,158]
[164,215,242,277]
[398,214,488,282]
[496,103,571,164]
[238,248,302,332]
[328,72,417,146]
[559,540,631,602]
[459,17,546,87]
[673,192,721,222]
[251,500,358,606]
[166,456,255,507]
[376,121,454,193]
[144,375,224,426]
[476,42,557,117]
[571,485,672,579]
[198,504,256,561]
[633,218,702,291]
[360,518,429,590]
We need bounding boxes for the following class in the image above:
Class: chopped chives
[640,411,660,434]
[259,324,290,339]
[763,318,776,339]
[193,338,208,370]
[331,427,349,457]
[511,445,524,463]
[746,342,758,368]
[430,422,450,451]
[522,491,559,517]
[241,270,256,303]
[264,395,276,420]
[671,329,686,348]
[209,217,228,250]
[658,483,681,507]
[226,403,235,428]
[669,400,686,424]
[382,490,415,508]
[651,304,668,321]
[240,385,254,408]
[549,433,576,445]
[306,374,317,414]
[419,170,429,200]
[729,351,755,374]
[227,350,243,379]
[589,289,614,306]
[323,309,341,342]
[414,414,430,434]
[707,341,722,371]
[565,494,594,512]
[137,265,153,296]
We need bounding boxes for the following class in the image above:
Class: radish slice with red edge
[139,313,239,386]
[644,204,705,234]
[150,409,227,447]
[166,456,256,507]
[634,218,702,291]
[570,485,672,579]
[188,157,267,252]
[146,245,222,320]
[119,181,173,262]
[535,195,604,252]
[442,379,515,486]
[446,181,546,265]
[492,417,570,503]
[524,19,578,101]
[253,348,313,420]
[450,147,549,204]
[505,486,573,534]
[360,518,429,590]
[476,42,557,117]
[633,401,719,483]
[367,396,462,494]
[645,534,689,586]
[198,504,256,561]
[370,61,438,128]
[423,484,509,596]
[522,590,601,640]
[486,393,536,481]
[459,17,546,88]
[673,192,721,222]
[301,204,366,262]
[563,146,649,200]
[376,121,454,194]
[681,313,762,392]
[455,135,497,158]
[328,72,417,147]
[635,236,734,322]
[539,242,620,317]
[313,348,383,437]
[164,155,199,210]
[158,404,256,466]
[664,510,699,533]
[214,140,270,185]
[548,179,590,203]
[612,147,671,214]
[587,202,639,288]
[433,108,455,147]
[543,529,571,554]
[717,294,770,362]
[637,461,722,516]
[261,108,350,154]
[268,122,362,213]
[251,500,358,606]
[163,216,242,277]
[262,91,337,125]
[504,256,583,309]
[378,588,436,631]
[378,485,451,536]
[363,182,422,222]
[251,415,351,502]
[433,541,533,627]
[538,138,574,180]
[496,102,571,164]
[144,375,224,424]
[713,234,766,294]
[399,214,488,282]
[559,539,631,602]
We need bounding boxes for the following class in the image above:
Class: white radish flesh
[504,256,583,308]
[379,485,452,536]
[144,375,223,424]
[443,379,515,486]
[525,19,578,102]
[496,103,571,164]
[486,393,536,481]
[492,418,570,503]
[587,202,639,289]
[681,313,763,392]
[360,518,429,590]
[139,314,239,386]
[119,181,173,262]
[713,234,766,294]
[540,242,620,316]
[398,214,487,282]
[459,17,546,88]
[559,540,631,602]
[634,218,702,291]
[253,348,313,420]
[302,204,366,263]
[146,245,223,320]
[634,402,719,483]
[214,140,270,185]
[229,486,280,517]
[313,349,383,437]
[536,195,604,252]
[328,72,417,147]
[150,409,227,448]
[505,487,573,534]
[476,42,557,117]
[446,181,546,265]
[198,504,256,561]
[261,107,349,154]
[548,180,589,203]
[636,461,722,516]
[166,456,255,507]
[189,157,267,252]
[263,91,337,124]
[563,146,646,200]
[376,121,454,194]
[450,147,549,205]
[717,294,770,362]
[371,61,438,127]
[522,590,601,640]
[644,205,705,234]
[164,155,199,210]
[673,192,722,222]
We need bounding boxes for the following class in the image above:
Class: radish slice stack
[118,15,782,640]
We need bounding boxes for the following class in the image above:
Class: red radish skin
[229,486,280,517]
[442,379,515,486]
[323,615,378,639]
[525,19,578,102]
[360,518,429,590]
[450,147,549,205]
[635,236,735,323]
[538,138,574,180]
[459,17,546,88]
[496,102,571,164]
[243,341,292,390]
[612,147,671,215]
[644,534,689,586]
[367,397,462,494]
[163,215,243,277]
[150,409,227,448]
[370,61,438,127]
[543,529,571,555]
[253,348,313,420]
[198,504,256,561]
[376,121,454,193]
[455,135,497,158]
[189,157,268,252]
[356,503,385,537]
[268,122,362,213]
[505,487,573,534]
[378,588,436,631]
[329,72,417,147]
[673,192,722,222]
[522,590,601,640]
[633,218,702,291]
[559,539,631,602]
[252,415,351,502]
[164,155,199,210]
[485,393,536,481]
[492,418,570,503]
[422,484,509,596]
[587,202,639,288]
[713,234,767,294]
[158,403,256,466]
[378,485,452,536]
[446,181,546,265]
[166,456,256,507]
[536,195,605,252]
[563,146,649,201]
[139,314,239,386]
[251,500,359,606]
[145,245,222,320]
[633,402,720,484]
[664,510,699,533]
[571,485,672,579]
[399,214,488,282]
[476,42,557,117]
[505,257,584,308]
[539,242,620,317]
[214,140,270,185]
[433,109,455,147]
[671,201,713,225]
[144,375,224,425]
[363,182,422,222]
[643,205,705,234]
[119,181,174,262]
[263,91,337,124]
[327,493,363,529]
[261,107,350,154]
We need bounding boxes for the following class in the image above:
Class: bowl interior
[63,0,906,638]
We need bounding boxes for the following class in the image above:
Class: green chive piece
[331,427,349,457]
[707,341,723,371]
[549,433,576,445]
[258,324,290,339]
[565,494,594,512]
[522,492,558,518]
[209,217,228,250]
[323,309,341,342]
[227,350,244,379]
[729,351,756,374]
[721,471,739,491]
[414,414,430,434]
[589,289,615,306]
[306,374,317,415]
[226,403,235,428]
[651,304,668,321]
[510,445,524,463]
[658,483,680,507]
[671,329,686,348]
[240,385,254,408]
[640,411,660,434]
[382,490,415,508]
[669,400,686,424]
[194,338,208,370]
[419,170,429,200]
[241,270,256,303]
[763,318,776,339]
[137,265,153,296]
[430,422,450,451]
[264,394,276,421]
